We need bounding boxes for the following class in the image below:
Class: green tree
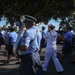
[0,0,75,25]
[59,13,75,31]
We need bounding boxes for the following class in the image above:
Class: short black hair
[8,26,14,31]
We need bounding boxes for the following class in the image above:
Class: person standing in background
[4,28,10,55]
[0,29,4,49]
[33,24,42,52]
[70,27,75,63]
[39,26,46,53]
[1,28,6,37]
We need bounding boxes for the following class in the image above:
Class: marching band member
[60,26,73,63]
[42,23,64,74]
[19,15,41,75]
[6,26,18,63]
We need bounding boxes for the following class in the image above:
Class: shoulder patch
[23,33,28,38]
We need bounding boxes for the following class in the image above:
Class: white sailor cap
[20,15,37,23]
[48,23,55,28]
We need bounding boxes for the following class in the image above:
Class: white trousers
[42,45,64,72]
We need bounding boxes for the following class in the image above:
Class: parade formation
[0,0,75,75]
[0,15,75,75]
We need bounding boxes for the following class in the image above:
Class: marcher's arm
[43,32,49,39]
[19,31,30,51]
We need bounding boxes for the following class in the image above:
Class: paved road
[0,44,75,75]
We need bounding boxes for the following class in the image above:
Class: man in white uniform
[42,23,64,74]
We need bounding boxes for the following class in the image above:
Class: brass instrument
[13,15,26,55]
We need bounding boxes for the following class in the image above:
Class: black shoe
[57,71,64,74]
[71,61,75,64]
[36,67,44,75]
[15,62,20,64]
[5,61,10,63]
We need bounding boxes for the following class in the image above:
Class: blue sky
[0,16,7,27]
[0,18,60,31]
[0,20,6,27]
[0,15,60,29]
[37,19,60,31]
[35,19,60,32]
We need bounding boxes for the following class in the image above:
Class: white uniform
[42,30,64,72]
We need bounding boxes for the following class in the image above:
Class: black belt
[9,42,15,43]
[21,53,31,57]
[33,50,38,52]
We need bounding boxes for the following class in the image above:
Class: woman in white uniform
[42,23,64,73]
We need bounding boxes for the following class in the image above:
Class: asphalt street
[0,44,75,75]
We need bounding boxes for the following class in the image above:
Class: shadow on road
[0,48,75,75]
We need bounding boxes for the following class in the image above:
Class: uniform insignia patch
[23,34,28,38]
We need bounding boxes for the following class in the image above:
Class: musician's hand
[19,46,28,51]
[19,46,22,50]
[59,35,64,41]
[5,41,9,44]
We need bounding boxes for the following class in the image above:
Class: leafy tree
[0,0,75,25]
[59,14,75,31]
